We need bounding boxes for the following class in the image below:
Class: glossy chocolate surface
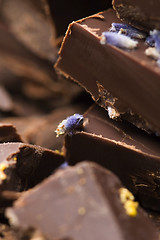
[65,104,160,211]
[55,9,160,134]
[6,162,159,240]
[0,142,64,211]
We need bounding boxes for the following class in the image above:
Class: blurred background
[0,0,111,150]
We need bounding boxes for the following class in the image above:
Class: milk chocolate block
[6,162,159,240]
[55,9,160,134]
[113,0,160,31]
[64,104,160,211]
[0,142,64,211]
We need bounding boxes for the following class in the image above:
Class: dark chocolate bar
[113,0,160,31]
[6,161,159,240]
[64,104,160,211]
[55,9,160,134]
[0,142,64,212]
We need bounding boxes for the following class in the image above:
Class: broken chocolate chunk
[0,0,57,61]
[112,0,160,31]
[0,142,64,213]
[55,9,160,134]
[64,104,160,211]
[6,161,159,240]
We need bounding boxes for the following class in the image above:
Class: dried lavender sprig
[110,23,134,32]
[146,36,155,47]
[145,30,160,66]
[145,47,160,60]
[55,114,84,137]
[100,31,138,49]
[59,161,69,169]
[146,30,160,51]
[145,47,160,66]
[110,23,146,39]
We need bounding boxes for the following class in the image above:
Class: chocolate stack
[1,0,160,239]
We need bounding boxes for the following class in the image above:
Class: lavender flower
[55,114,84,137]
[145,30,160,66]
[59,161,69,169]
[100,31,138,49]
[145,47,160,60]
[146,35,155,47]
[146,30,160,51]
[110,23,134,32]
[145,47,160,67]
[110,23,146,39]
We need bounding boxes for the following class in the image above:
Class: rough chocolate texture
[1,1,160,238]
[0,142,64,212]
[65,104,160,211]
[112,0,160,31]
[55,9,160,134]
[6,162,159,240]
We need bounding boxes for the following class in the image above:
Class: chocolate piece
[64,104,160,211]
[0,142,64,212]
[6,161,158,240]
[0,25,60,109]
[112,0,160,31]
[0,0,57,61]
[55,9,160,134]
[0,23,79,114]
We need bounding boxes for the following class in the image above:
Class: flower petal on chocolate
[100,31,138,49]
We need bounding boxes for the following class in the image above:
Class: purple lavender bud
[100,31,138,49]
[59,161,69,169]
[155,37,160,52]
[146,36,155,47]
[55,113,84,137]
[65,114,84,135]
[146,30,160,51]
[110,23,134,32]
[110,23,146,39]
